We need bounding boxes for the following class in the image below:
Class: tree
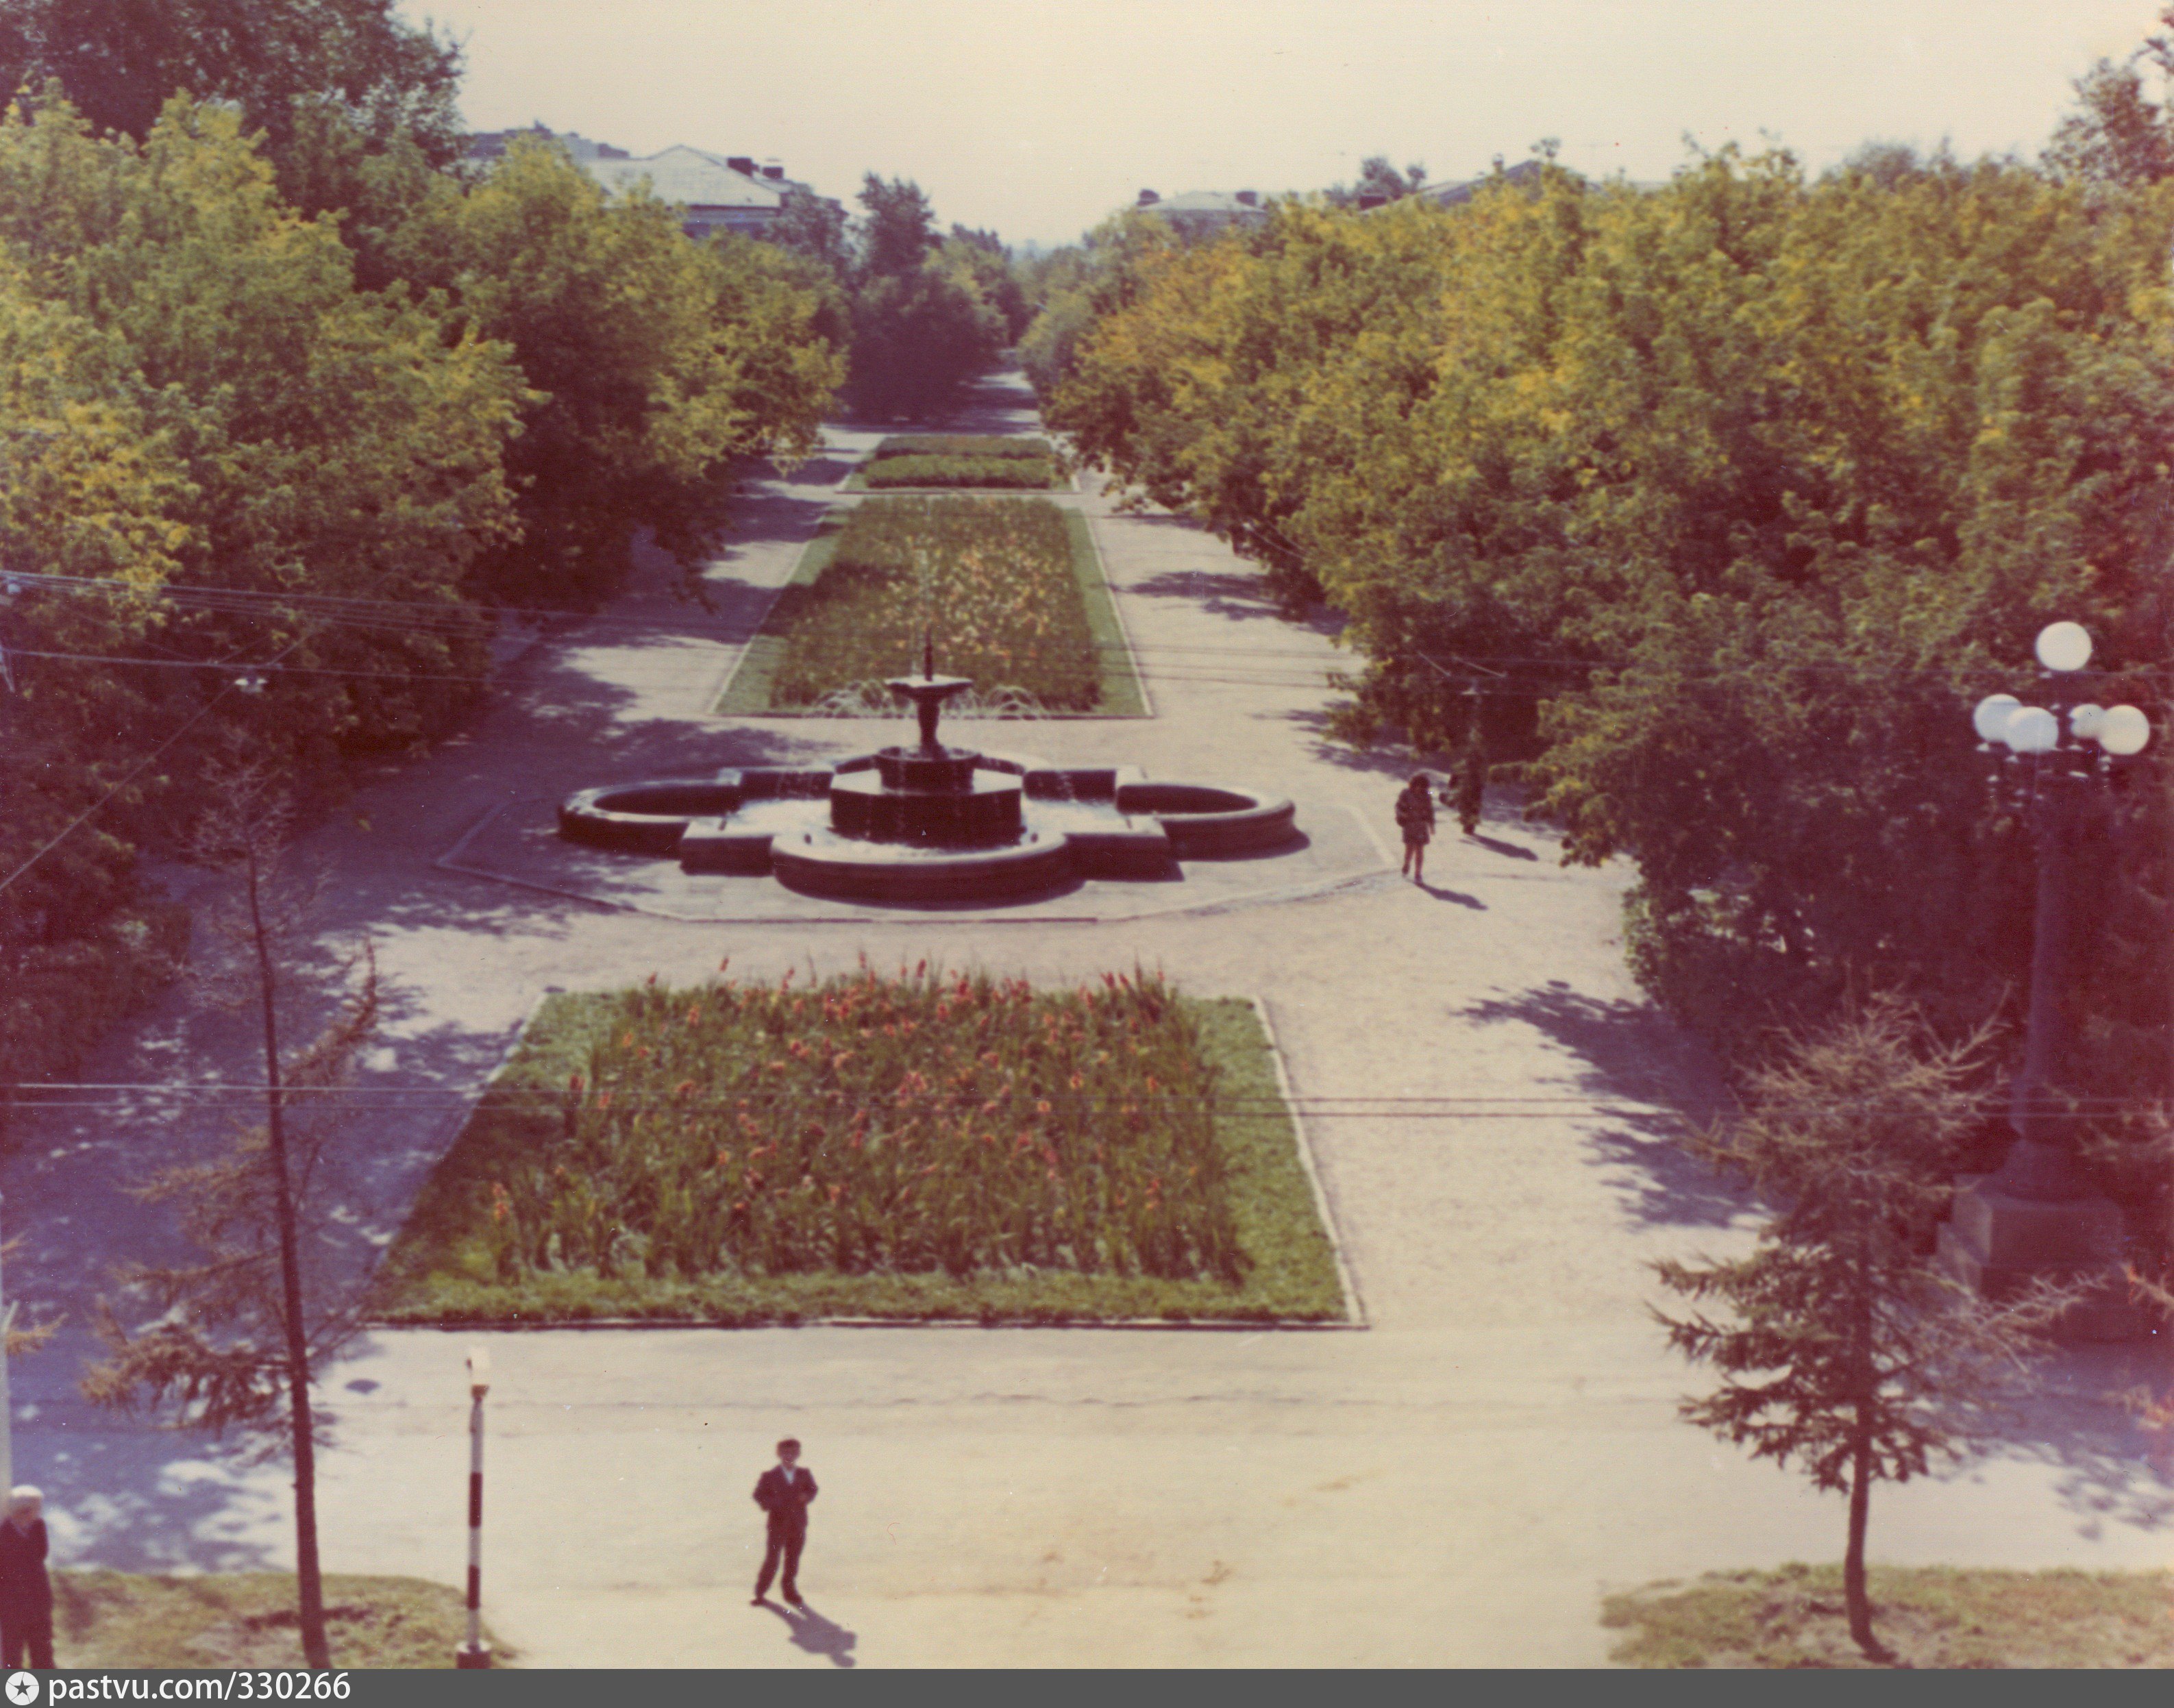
[946,223,1030,343]
[389,135,843,602]
[843,175,1002,420]
[84,763,380,1669]
[1325,152,1426,206]
[769,181,852,277]
[0,0,466,166]
[854,173,938,280]
[0,92,523,1098]
[2046,9,2174,186]
[1654,999,2068,1659]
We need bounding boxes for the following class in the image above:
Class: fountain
[559,636,1298,904]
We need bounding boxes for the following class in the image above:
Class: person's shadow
[760,1598,859,1668]
[1416,880,1485,908]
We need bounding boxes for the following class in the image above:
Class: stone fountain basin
[1112,781,1297,856]
[771,826,1076,903]
[558,761,1294,884]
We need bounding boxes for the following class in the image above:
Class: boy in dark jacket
[751,1439,817,1607]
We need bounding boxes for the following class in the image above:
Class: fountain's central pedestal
[826,673,1024,847]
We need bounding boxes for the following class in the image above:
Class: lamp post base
[455,1644,492,1670]
[1937,1176,2143,1342]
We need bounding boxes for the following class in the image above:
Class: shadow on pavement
[1459,983,1749,1231]
[1128,567,1283,626]
[1415,880,1485,909]
[761,1599,858,1668]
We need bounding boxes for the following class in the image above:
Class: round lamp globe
[2034,621,2093,673]
[2097,704,2151,757]
[1972,693,2021,743]
[2004,705,2060,753]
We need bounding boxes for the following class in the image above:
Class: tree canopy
[1037,143,2174,1253]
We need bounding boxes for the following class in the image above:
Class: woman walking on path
[1395,773,1437,884]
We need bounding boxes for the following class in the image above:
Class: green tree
[0,0,465,164]
[769,180,852,275]
[2046,8,2174,186]
[946,223,1030,343]
[1042,136,2174,1259]
[391,135,841,602]
[1325,152,1426,206]
[86,765,381,1670]
[0,93,525,1093]
[855,172,938,279]
[1655,1000,2066,1659]
[843,174,1001,420]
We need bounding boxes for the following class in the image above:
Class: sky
[410,0,2166,247]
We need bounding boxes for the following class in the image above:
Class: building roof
[1141,189,1269,218]
[582,145,787,211]
[467,125,627,162]
[1404,158,1547,208]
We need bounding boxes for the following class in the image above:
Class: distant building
[584,147,801,240]
[1377,158,1548,210]
[467,124,628,162]
[465,127,839,243]
[1131,187,1271,234]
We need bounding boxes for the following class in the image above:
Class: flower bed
[765,496,1103,710]
[874,434,1052,460]
[374,968,1346,1324]
[863,454,1057,489]
[852,434,1065,491]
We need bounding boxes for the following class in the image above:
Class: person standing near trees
[751,1439,818,1607]
[1453,723,1487,838]
[1395,773,1437,882]
[0,1487,54,1670]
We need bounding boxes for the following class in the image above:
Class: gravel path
[8,371,2166,1667]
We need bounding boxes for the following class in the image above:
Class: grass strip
[52,1571,508,1669]
[1603,1563,2174,1668]
[712,512,845,715]
[373,979,1346,1326]
[1067,508,1146,716]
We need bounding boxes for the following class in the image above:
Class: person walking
[0,1487,53,1670]
[1395,773,1437,883]
[751,1439,817,1607]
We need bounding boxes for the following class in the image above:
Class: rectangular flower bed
[373,968,1347,1324]
[717,495,1144,715]
[849,434,1065,491]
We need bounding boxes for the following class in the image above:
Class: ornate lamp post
[1936,621,2153,1337]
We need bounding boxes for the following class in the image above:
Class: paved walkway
[7,373,2168,1666]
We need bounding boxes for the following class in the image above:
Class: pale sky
[410,0,2165,247]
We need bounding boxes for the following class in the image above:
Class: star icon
[7,1670,39,1703]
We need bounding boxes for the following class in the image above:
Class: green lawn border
[52,1571,510,1670]
[1601,1563,2174,1669]
[1069,506,1147,717]
[369,993,1354,1328]
[711,497,1146,718]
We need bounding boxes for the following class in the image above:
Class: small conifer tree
[1655,998,2069,1659]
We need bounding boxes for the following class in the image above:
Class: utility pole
[456,1344,492,1668]
[0,1192,13,1497]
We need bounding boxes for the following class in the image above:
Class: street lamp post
[1936,621,2153,1338]
[455,1345,492,1669]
